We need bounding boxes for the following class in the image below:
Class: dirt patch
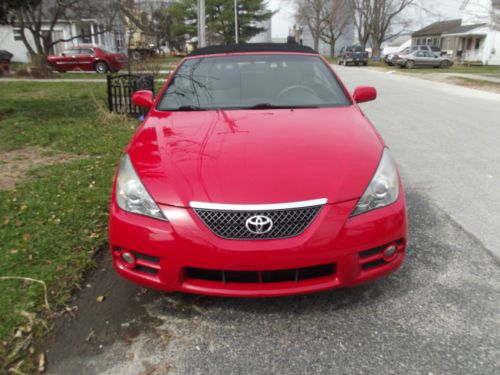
[397,72,500,94]
[42,252,164,374]
[445,77,500,94]
[0,147,83,191]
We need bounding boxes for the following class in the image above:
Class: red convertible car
[109,43,407,297]
[47,45,127,73]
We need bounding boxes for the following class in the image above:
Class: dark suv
[338,46,369,66]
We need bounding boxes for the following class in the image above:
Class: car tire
[405,60,415,69]
[94,61,109,74]
[440,61,449,68]
[131,51,142,61]
[363,62,368,66]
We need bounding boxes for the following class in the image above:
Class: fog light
[383,245,397,260]
[121,251,136,267]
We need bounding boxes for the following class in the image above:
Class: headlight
[115,154,167,220]
[351,148,399,216]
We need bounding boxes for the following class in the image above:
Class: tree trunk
[30,53,54,78]
[330,41,335,58]
[360,33,370,49]
[372,38,383,59]
[313,35,320,51]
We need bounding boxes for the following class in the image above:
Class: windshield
[157,54,350,111]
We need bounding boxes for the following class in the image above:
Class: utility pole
[234,0,239,44]
[197,0,206,47]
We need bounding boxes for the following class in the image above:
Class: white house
[442,0,500,64]
[381,34,412,57]
[0,19,126,63]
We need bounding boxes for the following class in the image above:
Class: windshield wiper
[248,103,320,110]
[173,105,207,111]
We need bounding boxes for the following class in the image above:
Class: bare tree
[319,0,353,57]
[352,0,372,49]
[6,0,121,73]
[295,0,329,51]
[353,0,414,57]
[370,0,414,58]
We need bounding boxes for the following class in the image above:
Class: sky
[268,0,464,38]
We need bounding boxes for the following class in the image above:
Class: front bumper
[109,195,407,297]
[346,58,368,63]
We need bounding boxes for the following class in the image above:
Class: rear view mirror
[353,86,377,104]
[132,90,154,109]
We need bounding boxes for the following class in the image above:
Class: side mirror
[132,90,154,109]
[353,86,377,104]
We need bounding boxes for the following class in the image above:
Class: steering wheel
[277,85,317,99]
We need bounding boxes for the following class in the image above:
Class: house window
[13,28,22,41]
[475,38,481,50]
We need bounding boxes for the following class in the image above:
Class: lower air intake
[186,263,336,284]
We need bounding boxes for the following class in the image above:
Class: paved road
[45,68,500,375]
[337,66,500,261]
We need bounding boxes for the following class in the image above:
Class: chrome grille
[193,204,324,240]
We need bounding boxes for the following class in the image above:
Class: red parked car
[47,45,127,73]
[109,43,407,297]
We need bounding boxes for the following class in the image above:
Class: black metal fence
[107,74,155,118]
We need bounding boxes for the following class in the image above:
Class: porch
[456,35,487,64]
[443,24,488,65]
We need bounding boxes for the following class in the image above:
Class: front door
[414,51,426,66]
[56,48,79,71]
[75,48,95,71]
[423,51,439,67]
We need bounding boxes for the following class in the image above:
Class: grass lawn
[0,81,138,372]
[384,64,500,75]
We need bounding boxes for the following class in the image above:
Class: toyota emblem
[245,215,273,235]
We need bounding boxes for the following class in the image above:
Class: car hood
[127,107,384,207]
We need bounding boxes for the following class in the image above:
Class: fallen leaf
[96,295,105,303]
[23,233,31,241]
[3,218,9,225]
[13,329,23,339]
[120,319,135,328]
[38,352,46,372]
[85,328,95,342]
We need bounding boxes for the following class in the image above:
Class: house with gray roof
[412,0,500,65]
[411,19,462,48]
[441,0,500,65]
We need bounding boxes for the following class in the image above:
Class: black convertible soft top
[188,43,318,57]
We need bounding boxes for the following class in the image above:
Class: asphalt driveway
[44,67,500,375]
